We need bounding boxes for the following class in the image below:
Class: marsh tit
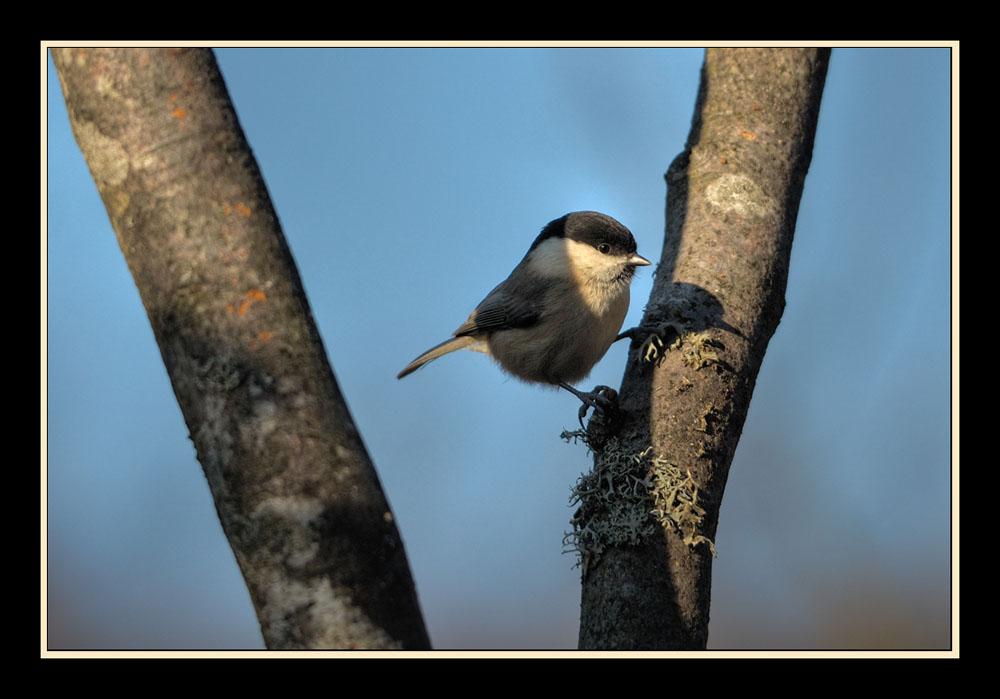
[397,211,651,409]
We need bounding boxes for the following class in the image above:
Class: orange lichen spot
[230,288,268,316]
[741,130,756,140]
[224,202,251,217]
[720,157,727,164]
[257,330,275,342]
[173,107,186,120]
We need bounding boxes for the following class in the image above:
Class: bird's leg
[614,327,643,343]
[558,382,619,429]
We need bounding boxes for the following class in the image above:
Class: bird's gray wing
[453,284,544,337]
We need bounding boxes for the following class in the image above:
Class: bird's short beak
[630,253,652,267]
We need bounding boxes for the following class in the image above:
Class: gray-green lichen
[563,433,715,574]
[648,458,716,554]
[704,172,777,219]
[681,333,722,370]
[67,117,130,189]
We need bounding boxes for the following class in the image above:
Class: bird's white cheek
[526,237,574,279]
[562,240,631,314]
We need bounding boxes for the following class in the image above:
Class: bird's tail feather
[397,336,480,379]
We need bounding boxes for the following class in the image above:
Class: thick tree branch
[51,47,430,650]
[575,48,831,649]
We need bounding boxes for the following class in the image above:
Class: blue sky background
[45,47,953,651]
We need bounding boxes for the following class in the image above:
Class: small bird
[397,211,651,410]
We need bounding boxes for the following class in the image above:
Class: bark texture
[51,48,430,650]
[576,48,831,649]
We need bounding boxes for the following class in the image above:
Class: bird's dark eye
[598,243,611,254]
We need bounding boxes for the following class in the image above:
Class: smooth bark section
[52,48,430,650]
[578,48,831,649]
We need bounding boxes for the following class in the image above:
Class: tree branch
[575,48,831,650]
[51,47,430,650]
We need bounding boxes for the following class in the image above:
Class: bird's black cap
[529,211,638,257]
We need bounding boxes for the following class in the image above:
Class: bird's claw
[576,385,618,429]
